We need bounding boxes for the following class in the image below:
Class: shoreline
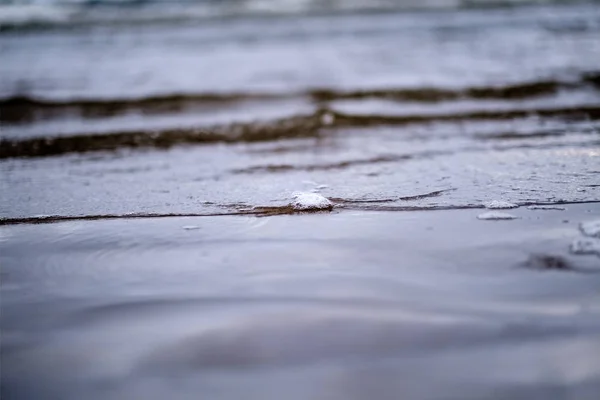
[1,199,599,226]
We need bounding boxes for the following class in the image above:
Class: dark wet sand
[2,204,599,400]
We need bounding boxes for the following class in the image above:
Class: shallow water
[1,2,600,219]
[1,1,600,399]
[2,205,600,400]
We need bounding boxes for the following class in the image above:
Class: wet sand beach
[1,1,600,399]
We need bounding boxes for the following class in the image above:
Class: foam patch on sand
[477,211,519,220]
[485,200,519,209]
[580,219,600,238]
[570,237,600,257]
[291,192,333,211]
[527,205,566,210]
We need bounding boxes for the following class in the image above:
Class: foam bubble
[291,192,333,211]
[484,200,519,209]
[527,205,566,210]
[321,112,335,126]
[477,211,519,220]
[570,237,600,257]
[580,219,600,238]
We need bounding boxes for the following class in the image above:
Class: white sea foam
[527,205,566,210]
[291,192,333,211]
[485,200,518,209]
[570,237,600,257]
[477,211,519,220]
[580,219,600,238]
[320,112,335,126]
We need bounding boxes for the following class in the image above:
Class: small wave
[2,74,599,124]
[311,77,600,103]
[331,189,453,204]
[0,112,324,159]
[0,211,255,226]
[327,105,600,127]
[230,155,413,174]
[2,200,597,225]
[0,92,286,124]
[2,105,599,159]
[477,129,569,140]
[225,141,596,178]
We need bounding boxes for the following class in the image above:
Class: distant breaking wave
[1,0,599,31]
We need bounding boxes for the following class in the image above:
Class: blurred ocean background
[2,0,597,30]
[2,0,600,101]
